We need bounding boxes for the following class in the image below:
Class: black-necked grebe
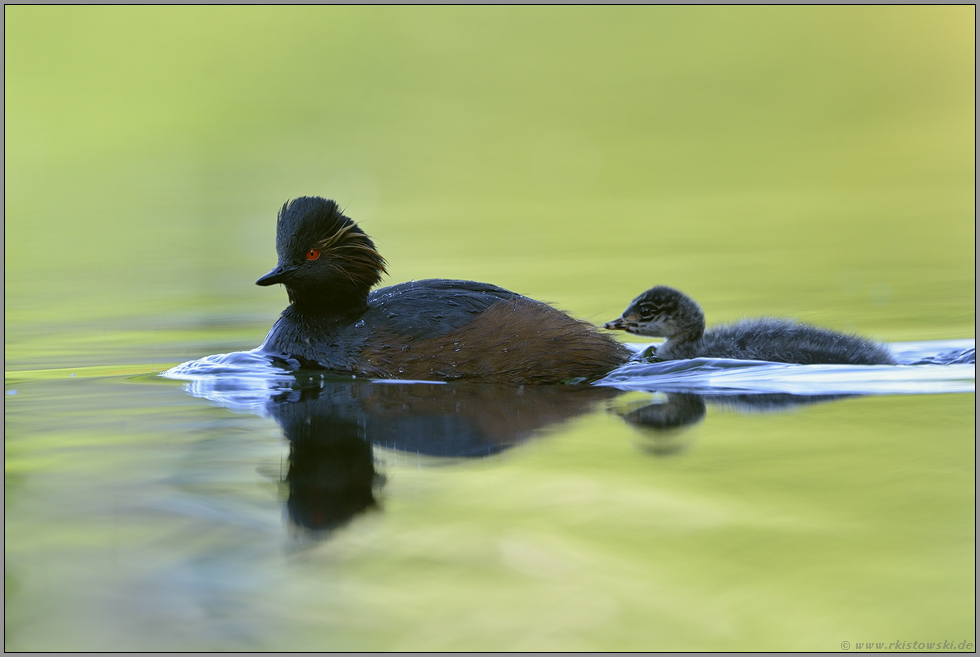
[255,196,632,383]
[604,286,895,365]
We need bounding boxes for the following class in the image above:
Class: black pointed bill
[256,264,299,286]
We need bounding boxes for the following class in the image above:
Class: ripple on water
[162,339,975,407]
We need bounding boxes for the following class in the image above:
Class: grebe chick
[604,286,895,365]
[255,196,631,384]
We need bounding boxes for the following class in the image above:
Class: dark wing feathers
[364,279,527,339]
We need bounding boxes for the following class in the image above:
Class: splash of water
[162,339,975,406]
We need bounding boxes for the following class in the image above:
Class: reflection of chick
[606,286,894,365]
[620,393,706,431]
[611,392,706,456]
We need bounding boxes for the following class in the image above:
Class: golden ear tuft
[316,222,358,251]
[313,222,388,288]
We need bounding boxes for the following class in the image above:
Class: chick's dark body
[256,198,630,384]
[658,318,895,365]
[605,285,894,365]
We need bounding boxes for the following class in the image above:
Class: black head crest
[276,196,388,293]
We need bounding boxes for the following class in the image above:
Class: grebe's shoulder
[364,278,528,340]
[368,278,522,305]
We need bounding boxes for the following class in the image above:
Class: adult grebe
[256,196,632,384]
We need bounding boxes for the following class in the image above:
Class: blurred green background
[4,6,976,652]
[5,5,975,369]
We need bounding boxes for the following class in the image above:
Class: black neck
[286,286,369,320]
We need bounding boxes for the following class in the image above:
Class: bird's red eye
[306,248,321,261]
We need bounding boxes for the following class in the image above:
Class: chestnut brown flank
[358,299,632,384]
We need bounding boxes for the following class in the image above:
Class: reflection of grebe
[267,379,617,533]
[605,286,894,365]
[256,197,631,384]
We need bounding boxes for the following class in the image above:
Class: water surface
[5,339,974,650]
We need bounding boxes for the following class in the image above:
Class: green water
[4,7,975,651]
